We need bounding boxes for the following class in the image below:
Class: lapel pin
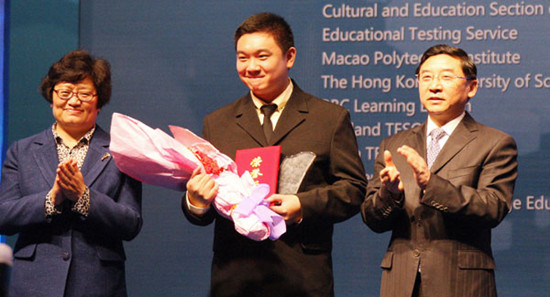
[101,153,111,161]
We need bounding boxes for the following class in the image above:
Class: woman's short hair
[40,49,112,108]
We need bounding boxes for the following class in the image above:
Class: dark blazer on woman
[0,126,142,297]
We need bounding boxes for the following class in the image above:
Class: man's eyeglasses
[416,73,475,85]
[53,89,97,102]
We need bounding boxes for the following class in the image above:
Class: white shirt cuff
[186,192,210,215]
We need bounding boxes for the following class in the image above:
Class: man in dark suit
[181,12,367,297]
[0,50,142,297]
[361,44,518,297]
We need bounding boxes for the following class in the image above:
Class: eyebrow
[237,48,273,54]
[419,68,457,73]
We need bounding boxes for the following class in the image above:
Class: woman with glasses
[0,50,142,297]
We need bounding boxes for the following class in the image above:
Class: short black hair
[416,44,477,79]
[40,49,112,108]
[234,12,294,54]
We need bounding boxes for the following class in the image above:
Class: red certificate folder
[235,146,281,196]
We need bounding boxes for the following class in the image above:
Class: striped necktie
[427,127,446,169]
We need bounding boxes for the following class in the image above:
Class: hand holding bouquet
[109,113,285,241]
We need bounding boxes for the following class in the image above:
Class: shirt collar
[427,112,465,137]
[52,123,96,145]
[250,78,293,111]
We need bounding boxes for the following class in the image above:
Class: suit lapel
[430,113,478,173]
[234,95,268,146]
[400,123,427,210]
[33,129,59,185]
[271,85,308,145]
[407,123,427,159]
[234,83,309,146]
[81,126,112,187]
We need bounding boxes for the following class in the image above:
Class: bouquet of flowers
[109,113,286,241]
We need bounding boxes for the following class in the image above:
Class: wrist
[52,192,64,206]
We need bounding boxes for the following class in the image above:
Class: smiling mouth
[65,109,83,113]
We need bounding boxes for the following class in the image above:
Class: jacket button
[413,249,421,257]
[62,252,70,261]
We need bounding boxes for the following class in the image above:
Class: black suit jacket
[362,113,518,297]
[183,83,367,297]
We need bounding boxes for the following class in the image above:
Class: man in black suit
[362,44,518,297]
[181,12,367,297]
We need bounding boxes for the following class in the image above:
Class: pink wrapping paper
[109,113,286,241]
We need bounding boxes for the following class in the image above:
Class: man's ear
[285,47,297,69]
[467,79,478,99]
